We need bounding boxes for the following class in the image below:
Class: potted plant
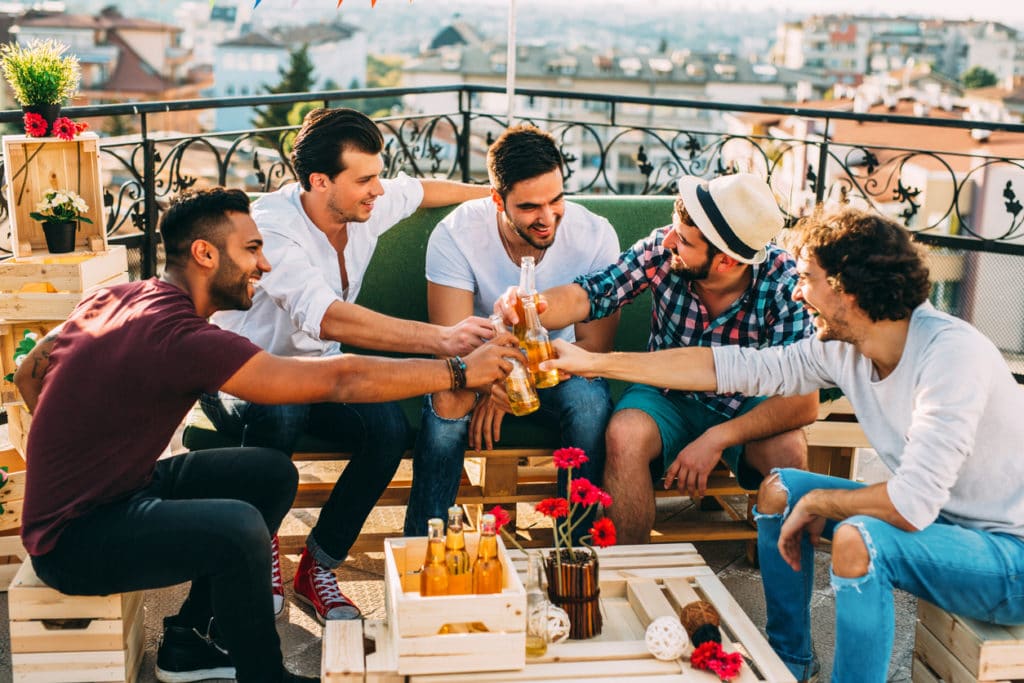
[29,189,92,253]
[0,39,81,136]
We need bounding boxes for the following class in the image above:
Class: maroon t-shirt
[22,279,261,556]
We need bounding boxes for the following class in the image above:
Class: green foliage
[961,65,998,89]
[3,330,38,382]
[0,39,81,106]
[29,189,94,224]
[252,44,316,138]
[287,101,319,127]
[332,55,404,118]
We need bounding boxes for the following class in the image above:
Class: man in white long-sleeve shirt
[540,207,1024,682]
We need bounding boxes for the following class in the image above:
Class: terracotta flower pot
[22,103,61,136]
[544,547,602,639]
[41,220,76,253]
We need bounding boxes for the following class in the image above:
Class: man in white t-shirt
[205,108,491,623]
[402,125,621,540]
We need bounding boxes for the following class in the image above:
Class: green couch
[182,195,676,452]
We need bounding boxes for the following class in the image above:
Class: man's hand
[539,338,600,378]
[493,286,549,327]
[778,498,827,572]
[440,316,495,357]
[461,332,519,388]
[469,392,511,451]
[663,430,727,498]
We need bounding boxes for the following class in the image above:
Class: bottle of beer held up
[489,315,540,417]
[521,297,559,389]
[513,256,539,341]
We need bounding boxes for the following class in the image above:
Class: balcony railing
[1,84,1023,376]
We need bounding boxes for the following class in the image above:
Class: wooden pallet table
[323,543,795,683]
[913,600,1024,683]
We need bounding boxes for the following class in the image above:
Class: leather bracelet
[445,358,457,390]
[449,355,467,390]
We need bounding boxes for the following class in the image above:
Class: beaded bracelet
[448,355,467,390]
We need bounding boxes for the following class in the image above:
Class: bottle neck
[426,537,446,564]
[523,301,544,331]
[477,532,498,560]
[519,256,537,294]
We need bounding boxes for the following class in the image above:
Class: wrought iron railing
[1,84,1022,376]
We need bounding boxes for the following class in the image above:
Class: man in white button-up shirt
[205,108,491,623]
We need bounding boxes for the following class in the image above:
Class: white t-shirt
[213,174,424,358]
[426,197,621,343]
[713,303,1024,538]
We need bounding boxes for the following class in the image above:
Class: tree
[252,44,316,140]
[962,65,998,89]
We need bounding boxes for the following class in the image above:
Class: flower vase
[22,104,61,136]
[41,220,76,253]
[544,547,602,639]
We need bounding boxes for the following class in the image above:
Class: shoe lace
[270,535,283,593]
[311,563,346,606]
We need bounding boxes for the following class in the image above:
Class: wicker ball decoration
[645,616,690,661]
[679,599,721,637]
[546,604,571,644]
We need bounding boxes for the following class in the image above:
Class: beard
[209,257,253,311]
[669,252,712,280]
[506,211,557,250]
[326,193,367,224]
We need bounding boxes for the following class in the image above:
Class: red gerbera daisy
[74,121,89,134]
[23,112,47,137]
[488,505,511,532]
[588,517,616,548]
[535,497,569,518]
[569,478,601,506]
[552,446,588,469]
[51,117,76,141]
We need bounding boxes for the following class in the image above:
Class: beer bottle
[521,297,559,389]
[513,256,539,340]
[472,513,503,594]
[420,518,449,596]
[525,550,549,657]
[444,506,472,595]
[489,315,540,416]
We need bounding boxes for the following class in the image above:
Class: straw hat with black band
[677,173,785,266]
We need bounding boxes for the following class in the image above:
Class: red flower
[535,497,569,518]
[23,112,47,137]
[588,517,616,547]
[690,641,743,681]
[596,489,612,507]
[488,505,511,532]
[51,117,76,141]
[569,478,601,506]
[552,446,588,469]
[74,121,89,134]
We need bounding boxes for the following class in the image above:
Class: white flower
[72,197,88,213]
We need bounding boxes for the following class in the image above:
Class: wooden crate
[327,543,796,683]
[1,320,61,405]
[383,533,527,676]
[913,600,1024,683]
[6,402,31,458]
[0,271,128,321]
[0,246,127,293]
[9,560,145,683]
[2,133,107,258]
[0,446,26,535]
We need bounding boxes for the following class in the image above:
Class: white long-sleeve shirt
[713,302,1024,538]
[213,175,424,358]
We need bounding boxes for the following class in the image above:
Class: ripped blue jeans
[755,468,1024,683]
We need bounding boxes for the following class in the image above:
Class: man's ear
[715,253,741,271]
[490,187,505,213]
[191,239,218,270]
[308,172,330,192]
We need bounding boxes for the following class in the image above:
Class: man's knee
[749,428,807,473]
[430,391,476,420]
[605,410,660,469]
[756,471,789,515]
[832,523,870,578]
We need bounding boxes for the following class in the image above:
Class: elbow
[799,394,820,425]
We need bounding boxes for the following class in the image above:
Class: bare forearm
[326,355,453,403]
[800,484,915,531]
[704,393,818,450]
[321,301,444,355]
[419,179,490,208]
[590,346,718,389]
[13,327,60,412]
[539,284,593,331]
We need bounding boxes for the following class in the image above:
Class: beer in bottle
[513,256,539,340]
[521,297,559,388]
[420,518,449,596]
[472,513,503,594]
[444,506,472,594]
[489,315,540,416]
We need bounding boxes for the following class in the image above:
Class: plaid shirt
[575,226,811,417]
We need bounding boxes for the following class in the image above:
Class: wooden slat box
[0,446,26,537]
[1,133,107,258]
[383,533,527,676]
[5,402,31,458]
[9,560,145,683]
[327,543,795,683]
[913,600,1024,683]
[0,271,129,321]
[0,246,127,294]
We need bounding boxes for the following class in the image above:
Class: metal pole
[506,0,517,126]
[814,117,831,205]
[460,89,472,183]
[141,113,158,278]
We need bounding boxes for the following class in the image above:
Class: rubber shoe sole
[155,664,236,683]
[293,590,361,623]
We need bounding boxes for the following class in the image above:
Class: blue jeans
[200,394,408,567]
[403,376,613,540]
[756,468,1024,683]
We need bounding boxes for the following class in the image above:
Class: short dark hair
[291,108,384,191]
[673,195,720,259]
[487,125,563,198]
[160,187,251,268]
[792,207,931,322]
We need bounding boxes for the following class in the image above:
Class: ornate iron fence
[1,84,1022,376]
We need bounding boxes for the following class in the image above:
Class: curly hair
[291,108,384,191]
[487,125,563,198]
[791,207,931,322]
[160,187,250,268]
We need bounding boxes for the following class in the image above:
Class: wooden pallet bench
[322,542,796,683]
[913,600,1024,683]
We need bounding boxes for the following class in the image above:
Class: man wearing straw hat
[498,173,817,545]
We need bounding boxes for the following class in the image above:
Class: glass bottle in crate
[525,550,549,657]
[489,315,539,416]
[444,506,472,595]
[472,513,503,594]
[420,517,449,596]
[512,256,539,340]
[521,297,559,388]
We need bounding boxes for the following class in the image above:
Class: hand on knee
[832,524,870,578]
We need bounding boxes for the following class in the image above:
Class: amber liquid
[506,374,540,416]
[523,339,559,388]
[525,634,548,657]
[444,537,472,595]
[512,293,538,340]
[420,539,449,596]
[472,536,503,594]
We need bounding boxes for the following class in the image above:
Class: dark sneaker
[155,621,235,683]
[282,672,320,682]
[271,534,285,618]
[293,548,361,622]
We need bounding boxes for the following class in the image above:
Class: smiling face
[322,148,385,224]
[496,169,565,250]
[208,211,271,311]
[663,211,715,280]
[793,249,860,343]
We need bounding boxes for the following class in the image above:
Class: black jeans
[31,448,298,683]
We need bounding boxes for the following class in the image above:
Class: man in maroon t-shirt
[15,188,518,683]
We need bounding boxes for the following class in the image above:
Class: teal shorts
[614,383,767,491]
